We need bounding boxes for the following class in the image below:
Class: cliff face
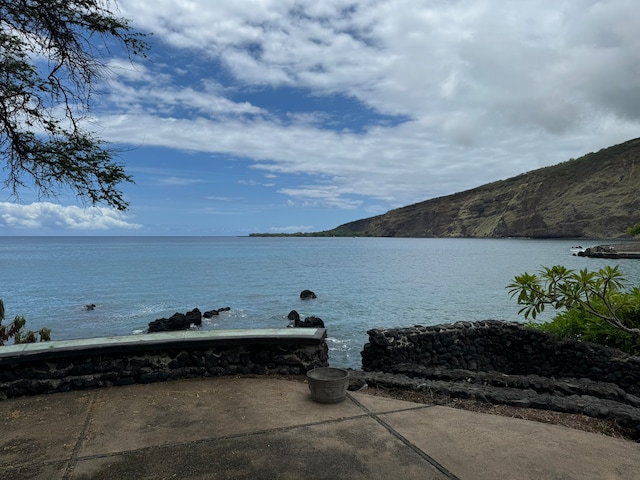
[328,137,640,238]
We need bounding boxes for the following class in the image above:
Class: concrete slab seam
[62,391,97,480]
[69,412,373,464]
[346,392,461,480]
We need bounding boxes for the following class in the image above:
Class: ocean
[2,236,639,368]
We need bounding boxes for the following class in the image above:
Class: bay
[1,236,639,369]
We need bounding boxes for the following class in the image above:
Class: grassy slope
[326,137,640,238]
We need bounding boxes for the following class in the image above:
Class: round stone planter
[306,367,350,403]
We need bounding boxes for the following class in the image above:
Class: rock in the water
[203,307,231,318]
[294,316,324,328]
[287,310,300,322]
[148,312,191,332]
[300,290,317,299]
[185,308,202,326]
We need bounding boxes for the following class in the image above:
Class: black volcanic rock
[185,308,202,326]
[148,313,191,332]
[148,307,205,332]
[294,316,324,328]
[203,307,231,318]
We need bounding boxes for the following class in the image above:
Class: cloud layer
[0,203,142,231]
[6,1,638,233]
[107,0,640,209]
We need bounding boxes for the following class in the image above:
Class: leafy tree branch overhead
[0,0,149,210]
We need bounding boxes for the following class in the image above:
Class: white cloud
[204,196,234,202]
[118,0,640,122]
[156,176,204,186]
[102,62,267,118]
[0,203,142,231]
[279,185,363,209]
[238,179,276,187]
[102,0,640,211]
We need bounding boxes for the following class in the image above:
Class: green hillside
[324,137,640,238]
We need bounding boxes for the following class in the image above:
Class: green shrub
[509,265,640,355]
[626,224,640,237]
[527,294,640,355]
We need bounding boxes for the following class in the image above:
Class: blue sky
[2,0,640,235]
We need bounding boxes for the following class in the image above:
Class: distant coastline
[249,231,361,237]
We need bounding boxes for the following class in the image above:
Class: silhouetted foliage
[0,0,149,210]
[0,299,51,345]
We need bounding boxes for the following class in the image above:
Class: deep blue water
[2,236,639,368]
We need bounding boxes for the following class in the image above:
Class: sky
[1,0,640,236]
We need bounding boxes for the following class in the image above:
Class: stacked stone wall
[362,320,640,396]
[0,339,328,399]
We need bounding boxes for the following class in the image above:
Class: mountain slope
[326,138,640,238]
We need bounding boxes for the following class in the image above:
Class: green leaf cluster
[0,299,51,346]
[508,265,640,354]
[530,299,640,355]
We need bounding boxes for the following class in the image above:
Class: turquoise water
[1,236,639,368]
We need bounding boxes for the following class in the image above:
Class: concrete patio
[1,376,638,479]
